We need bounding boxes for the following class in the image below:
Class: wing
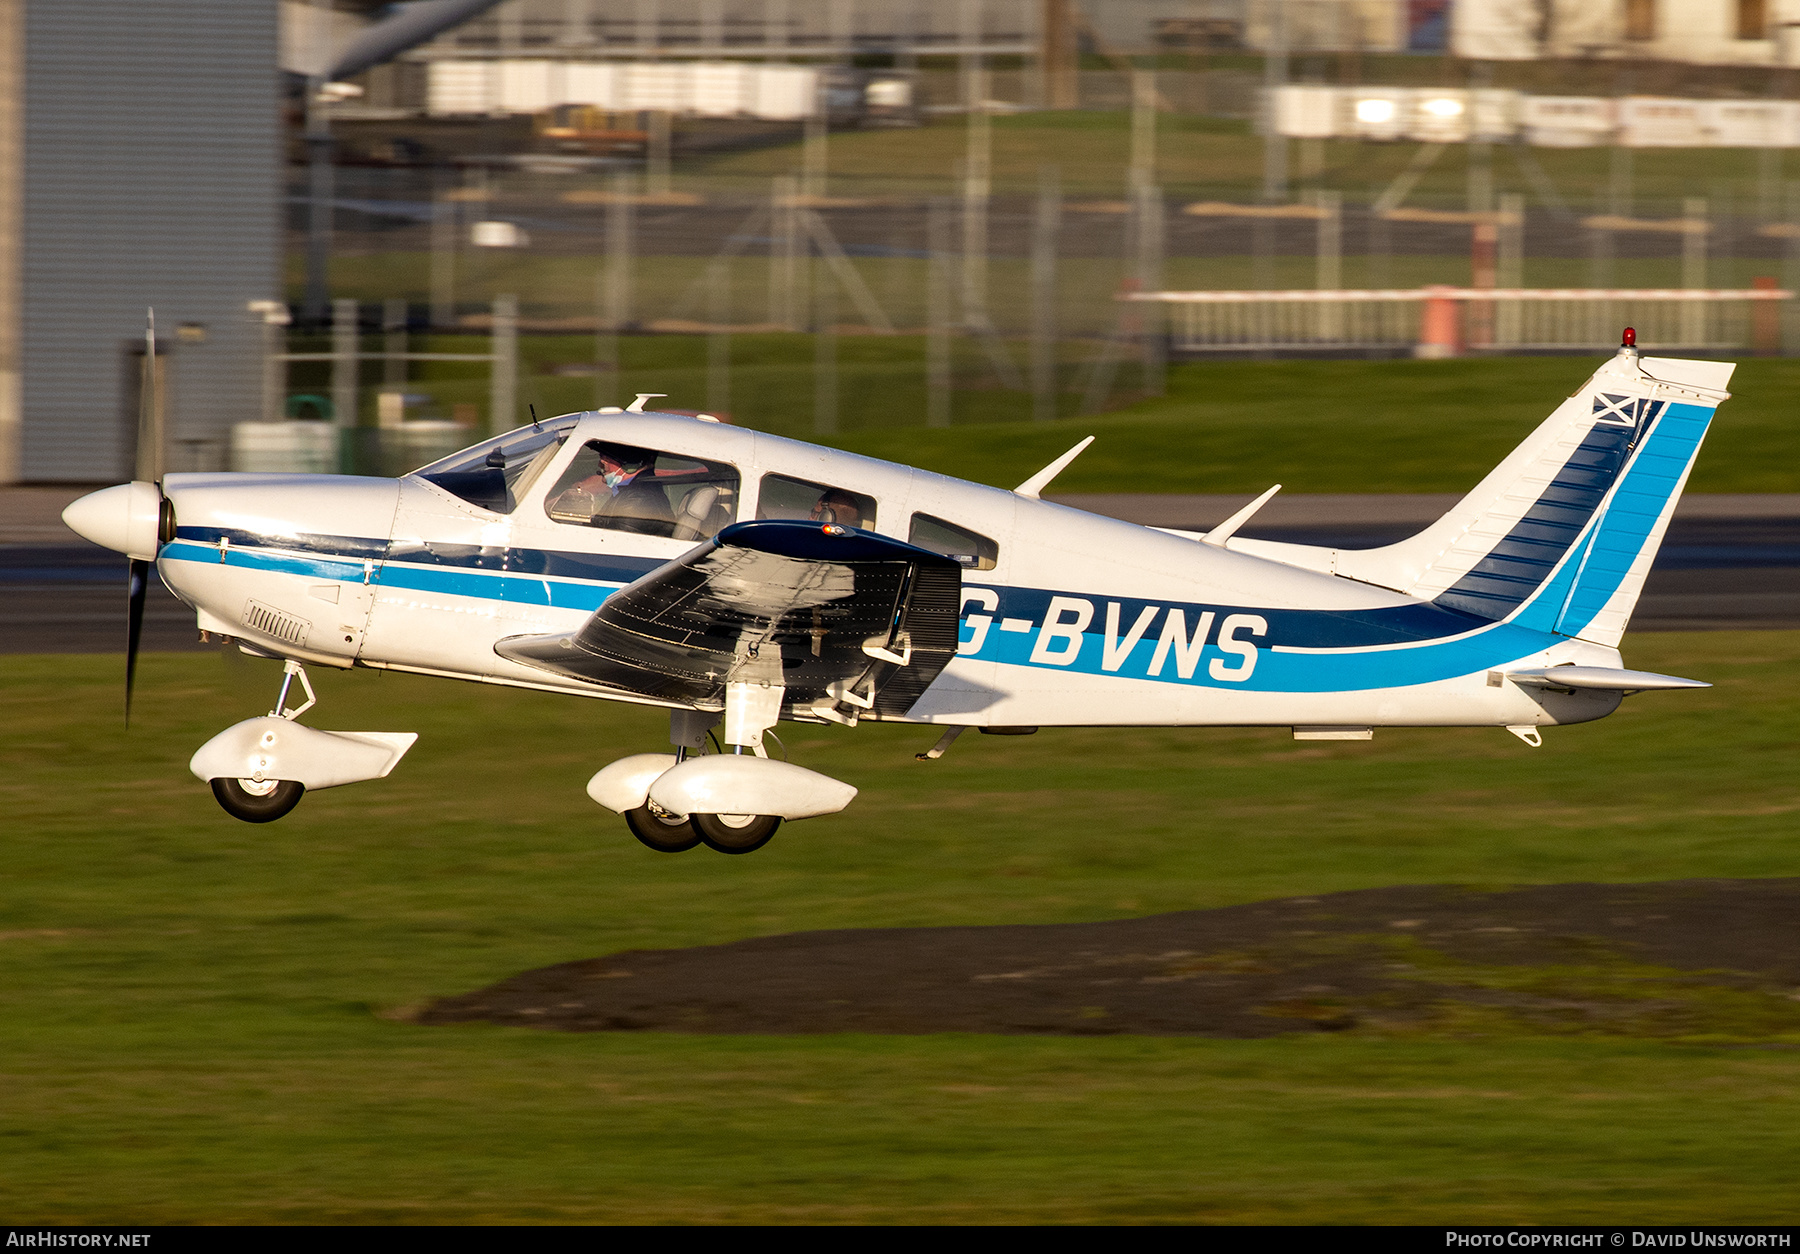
[495,520,964,721]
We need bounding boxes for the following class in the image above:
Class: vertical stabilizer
[1332,352,1733,647]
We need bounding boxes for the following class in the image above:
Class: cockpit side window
[756,473,877,530]
[544,440,739,540]
[415,418,579,514]
[909,512,999,570]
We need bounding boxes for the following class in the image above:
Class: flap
[496,520,964,719]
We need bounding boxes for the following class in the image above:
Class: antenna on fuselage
[1014,436,1094,500]
[1201,484,1282,547]
[529,403,541,431]
[626,392,666,413]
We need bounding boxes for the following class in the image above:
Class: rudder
[1332,349,1733,647]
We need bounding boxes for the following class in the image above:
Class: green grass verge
[679,111,1786,207]
[826,354,1800,495]
[4,631,1800,1221]
[309,250,1785,336]
[301,338,1800,495]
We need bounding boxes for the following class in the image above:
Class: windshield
[414,417,581,514]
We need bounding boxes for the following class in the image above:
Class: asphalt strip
[417,878,1800,1039]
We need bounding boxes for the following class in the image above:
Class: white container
[470,220,525,248]
[1619,96,1707,147]
[751,65,817,120]
[1469,88,1522,142]
[1700,99,1800,147]
[1273,85,1339,138]
[622,62,691,112]
[1407,89,1471,143]
[496,59,556,113]
[230,421,338,474]
[691,62,754,117]
[426,61,495,116]
[1521,95,1615,147]
[1345,89,1410,141]
[563,62,618,110]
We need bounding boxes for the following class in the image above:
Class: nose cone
[63,482,162,559]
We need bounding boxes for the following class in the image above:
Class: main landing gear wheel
[211,777,304,824]
[694,812,782,855]
[624,805,703,853]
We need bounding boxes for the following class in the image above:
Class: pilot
[810,489,864,529]
[557,447,673,535]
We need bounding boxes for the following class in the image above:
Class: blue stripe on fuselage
[161,534,1550,692]
[162,535,652,611]
[955,582,1549,693]
[167,527,662,610]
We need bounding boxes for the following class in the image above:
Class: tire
[211,777,304,824]
[694,812,781,855]
[624,805,702,853]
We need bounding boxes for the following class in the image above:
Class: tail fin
[1333,351,1734,647]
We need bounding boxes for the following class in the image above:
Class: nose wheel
[208,661,314,824]
[211,777,305,823]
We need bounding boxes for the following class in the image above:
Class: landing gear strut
[586,701,856,856]
[208,661,314,823]
[190,659,418,824]
[654,700,788,855]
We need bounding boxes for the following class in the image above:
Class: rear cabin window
[543,440,739,540]
[757,474,877,530]
[909,513,999,570]
[415,418,578,514]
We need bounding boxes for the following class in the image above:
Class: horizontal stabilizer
[1504,666,1709,692]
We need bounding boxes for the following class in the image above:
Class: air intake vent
[243,601,310,647]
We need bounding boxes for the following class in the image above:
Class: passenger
[810,489,864,529]
[558,447,673,535]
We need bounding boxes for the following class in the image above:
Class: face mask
[602,466,640,489]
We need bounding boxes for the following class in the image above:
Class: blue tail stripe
[1433,420,1639,620]
[1552,401,1713,637]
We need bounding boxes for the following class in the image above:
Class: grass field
[325,343,1800,495]
[686,110,1792,207]
[4,631,1800,1222]
[314,249,1791,337]
[457,109,1800,207]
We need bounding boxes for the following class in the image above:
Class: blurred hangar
[0,0,499,486]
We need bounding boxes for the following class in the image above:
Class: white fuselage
[154,412,1620,732]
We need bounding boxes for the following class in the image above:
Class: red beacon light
[1622,327,1637,348]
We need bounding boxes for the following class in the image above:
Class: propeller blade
[126,557,148,727]
[135,309,165,485]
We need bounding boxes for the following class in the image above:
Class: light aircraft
[63,330,1724,855]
